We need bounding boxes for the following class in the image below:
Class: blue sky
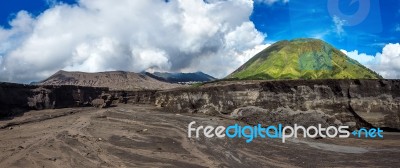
[0,0,399,82]
[251,0,400,55]
[1,0,398,55]
[0,0,76,28]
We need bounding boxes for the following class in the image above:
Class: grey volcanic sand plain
[0,104,399,167]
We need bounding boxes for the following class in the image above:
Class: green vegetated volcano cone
[227,38,382,80]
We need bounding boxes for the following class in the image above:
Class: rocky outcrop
[91,93,115,108]
[155,79,400,130]
[0,82,108,118]
[0,83,159,118]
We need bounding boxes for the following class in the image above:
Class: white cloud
[341,43,400,79]
[0,11,34,55]
[333,15,345,36]
[340,49,375,65]
[0,0,267,83]
[186,43,271,77]
[236,44,270,64]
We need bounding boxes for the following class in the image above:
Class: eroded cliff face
[0,83,108,117]
[2,80,399,130]
[155,80,400,130]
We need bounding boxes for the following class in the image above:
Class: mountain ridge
[38,70,181,91]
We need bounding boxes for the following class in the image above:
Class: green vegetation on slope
[227,38,382,80]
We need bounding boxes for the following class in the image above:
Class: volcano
[227,38,382,80]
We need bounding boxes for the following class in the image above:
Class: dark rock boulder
[91,93,115,108]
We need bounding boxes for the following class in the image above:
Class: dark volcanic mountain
[38,70,180,90]
[146,71,216,83]
[227,38,382,80]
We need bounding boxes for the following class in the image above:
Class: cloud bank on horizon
[342,43,400,79]
[0,0,399,83]
[0,0,267,82]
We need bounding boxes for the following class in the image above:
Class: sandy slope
[0,104,399,167]
[39,70,181,90]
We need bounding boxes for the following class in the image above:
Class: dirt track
[0,104,399,168]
